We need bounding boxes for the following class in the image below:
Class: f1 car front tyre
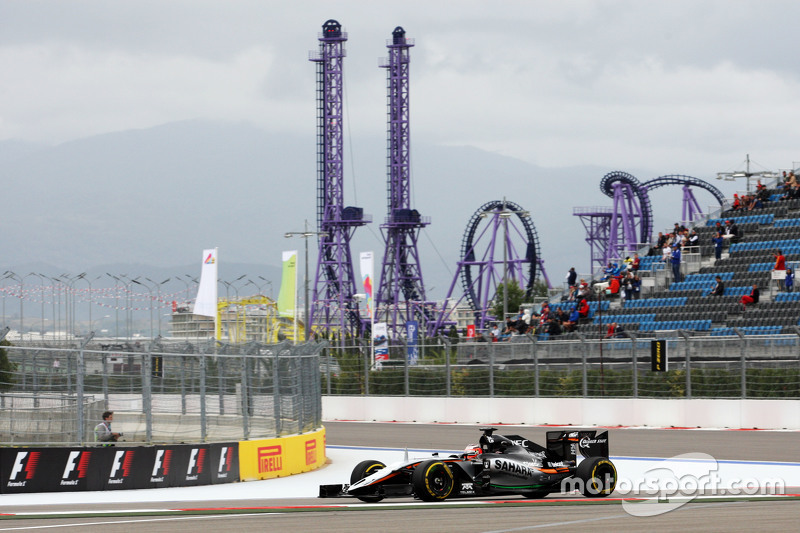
[412,460,454,502]
[576,456,617,497]
[350,460,387,503]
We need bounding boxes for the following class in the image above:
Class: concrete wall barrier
[322,396,800,430]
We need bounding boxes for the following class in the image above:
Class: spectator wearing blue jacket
[786,268,794,293]
[711,231,724,261]
[671,243,682,283]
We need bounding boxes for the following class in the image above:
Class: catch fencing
[320,334,800,399]
[0,338,323,446]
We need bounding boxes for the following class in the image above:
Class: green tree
[492,281,527,320]
[531,280,549,298]
[0,339,17,391]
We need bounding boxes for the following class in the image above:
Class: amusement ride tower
[308,20,369,340]
[374,26,431,337]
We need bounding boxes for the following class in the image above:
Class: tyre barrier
[0,427,326,494]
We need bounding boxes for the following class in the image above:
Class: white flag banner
[359,251,374,320]
[194,248,218,317]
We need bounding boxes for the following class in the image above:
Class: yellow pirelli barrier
[238,427,326,481]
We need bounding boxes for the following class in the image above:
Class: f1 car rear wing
[546,430,609,461]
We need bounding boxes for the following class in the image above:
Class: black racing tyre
[575,456,617,498]
[412,460,455,502]
[521,490,549,499]
[350,460,386,503]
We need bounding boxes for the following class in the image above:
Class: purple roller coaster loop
[428,200,542,335]
[374,26,432,339]
[574,171,724,272]
[308,20,370,343]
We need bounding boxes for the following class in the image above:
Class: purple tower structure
[308,20,370,341]
[375,26,431,337]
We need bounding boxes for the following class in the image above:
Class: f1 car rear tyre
[575,456,617,497]
[412,460,454,502]
[350,460,387,503]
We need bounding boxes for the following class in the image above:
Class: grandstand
[553,191,800,340]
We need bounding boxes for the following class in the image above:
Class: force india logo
[492,459,536,478]
[258,446,283,474]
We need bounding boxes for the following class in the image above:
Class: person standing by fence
[94,411,121,446]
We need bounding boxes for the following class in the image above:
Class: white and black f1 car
[319,427,617,502]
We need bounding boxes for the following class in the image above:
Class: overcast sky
[1,0,799,178]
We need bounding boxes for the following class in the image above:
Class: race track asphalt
[2,422,798,532]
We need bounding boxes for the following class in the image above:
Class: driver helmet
[463,444,482,460]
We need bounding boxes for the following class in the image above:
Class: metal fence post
[77,333,94,446]
[218,356,225,416]
[489,337,495,398]
[401,338,409,397]
[199,352,207,442]
[180,354,187,415]
[144,338,159,444]
[240,353,250,440]
[628,333,638,398]
[733,328,746,398]
[440,336,452,397]
[272,346,282,436]
[677,330,691,399]
[102,352,109,409]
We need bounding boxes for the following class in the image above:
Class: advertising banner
[406,320,419,366]
[0,442,240,494]
[651,339,668,372]
[373,322,389,366]
[359,251,374,320]
[277,250,298,318]
[238,428,326,481]
[194,248,218,318]
[466,324,476,338]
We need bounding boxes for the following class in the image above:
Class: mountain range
[1,119,729,313]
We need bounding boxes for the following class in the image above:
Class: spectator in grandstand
[547,317,562,336]
[740,284,760,309]
[724,220,739,243]
[773,249,787,291]
[687,230,700,252]
[785,268,794,293]
[662,238,673,262]
[731,194,741,210]
[578,298,590,320]
[671,243,683,283]
[563,306,579,332]
[787,171,798,189]
[631,274,642,299]
[94,411,121,446]
[709,276,725,296]
[774,249,786,271]
[631,253,640,272]
[578,279,591,300]
[490,323,500,340]
[566,267,577,289]
[712,231,724,261]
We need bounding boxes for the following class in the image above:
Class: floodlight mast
[308,20,370,344]
[375,26,431,338]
